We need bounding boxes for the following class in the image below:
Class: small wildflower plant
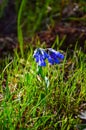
[33,48,64,89]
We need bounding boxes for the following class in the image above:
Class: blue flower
[46,48,64,65]
[48,48,64,60]
[33,48,64,66]
[47,53,60,65]
[33,48,47,66]
[33,48,48,60]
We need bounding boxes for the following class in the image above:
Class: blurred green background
[0,0,86,36]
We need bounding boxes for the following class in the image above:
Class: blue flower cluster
[33,48,64,66]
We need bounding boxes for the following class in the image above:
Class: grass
[0,1,86,129]
[0,43,86,130]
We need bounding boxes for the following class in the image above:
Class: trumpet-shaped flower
[33,48,64,66]
[48,48,64,60]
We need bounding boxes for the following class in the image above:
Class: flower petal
[38,56,46,66]
[47,56,54,65]
[35,56,39,62]
[33,48,40,58]
[41,49,49,59]
[56,52,64,60]
[53,58,60,64]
